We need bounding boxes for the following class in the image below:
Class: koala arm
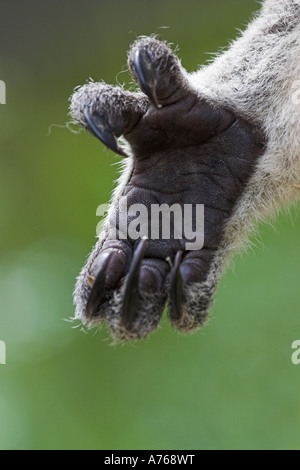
[70,0,300,341]
[187,0,300,295]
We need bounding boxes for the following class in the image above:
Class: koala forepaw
[70,37,266,342]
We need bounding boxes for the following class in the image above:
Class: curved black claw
[83,109,128,157]
[86,252,114,318]
[169,251,185,320]
[122,238,148,328]
[133,49,161,109]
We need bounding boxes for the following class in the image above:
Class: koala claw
[86,252,114,318]
[121,238,148,328]
[133,49,161,109]
[169,251,185,321]
[83,109,128,157]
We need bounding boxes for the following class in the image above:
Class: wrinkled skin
[70,38,265,341]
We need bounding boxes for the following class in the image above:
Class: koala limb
[70,0,300,341]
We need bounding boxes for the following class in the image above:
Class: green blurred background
[1,0,300,450]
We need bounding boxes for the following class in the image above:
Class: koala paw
[70,37,265,342]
